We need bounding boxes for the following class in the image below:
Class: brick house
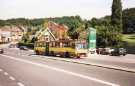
[48,21,69,40]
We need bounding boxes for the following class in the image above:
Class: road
[0,48,135,86]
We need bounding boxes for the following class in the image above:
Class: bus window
[63,42,68,47]
[55,42,60,48]
[83,43,87,49]
[43,42,46,47]
[50,42,55,47]
[36,42,39,47]
[38,42,45,47]
[76,44,81,49]
[34,43,37,47]
[71,43,75,48]
[76,43,87,49]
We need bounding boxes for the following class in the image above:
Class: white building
[0,26,25,44]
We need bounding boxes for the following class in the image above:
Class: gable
[38,28,56,42]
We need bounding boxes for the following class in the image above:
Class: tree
[90,18,100,28]
[111,0,122,32]
[31,37,38,43]
[68,27,79,39]
[123,8,135,33]
[22,33,29,43]
[96,25,122,47]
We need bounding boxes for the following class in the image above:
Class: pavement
[31,53,135,73]
[1,48,135,86]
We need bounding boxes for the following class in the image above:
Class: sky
[0,0,135,20]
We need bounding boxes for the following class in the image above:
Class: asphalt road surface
[0,48,135,86]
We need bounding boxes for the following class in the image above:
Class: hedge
[18,42,34,49]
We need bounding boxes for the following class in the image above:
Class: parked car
[8,44,14,48]
[119,48,127,56]
[19,46,28,50]
[99,48,110,55]
[109,48,127,56]
[0,48,4,54]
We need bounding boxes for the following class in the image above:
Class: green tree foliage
[0,20,6,26]
[30,18,45,26]
[22,33,30,43]
[0,18,44,26]
[86,16,111,28]
[123,8,135,33]
[31,37,38,43]
[69,31,80,39]
[111,0,122,32]
[96,25,122,47]
[6,18,31,26]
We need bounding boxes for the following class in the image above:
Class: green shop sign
[88,28,96,49]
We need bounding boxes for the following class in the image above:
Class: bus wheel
[64,52,70,58]
[76,56,80,59]
[75,54,80,59]
[50,51,54,56]
[35,50,39,55]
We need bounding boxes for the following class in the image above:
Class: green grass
[123,34,135,46]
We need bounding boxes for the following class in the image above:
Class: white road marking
[1,54,119,86]
[0,69,3,72]
[4,72,8,75]
[17,82,25,86]
[9,76,15,80]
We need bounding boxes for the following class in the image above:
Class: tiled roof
[48,21,68,31]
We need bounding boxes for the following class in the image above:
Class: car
[99,48,110,55]
[19,46,28,50]
[0,48,4,54]
[109,48,127,56]
[8,44,14,48]
[119,48,127,56]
